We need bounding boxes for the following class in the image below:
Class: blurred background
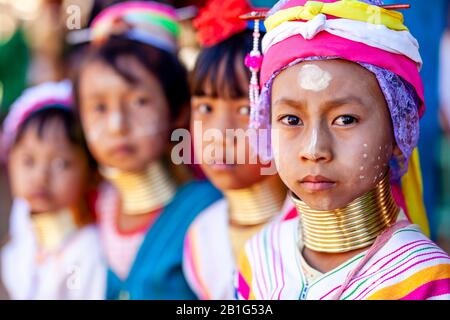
[0,0,449,297]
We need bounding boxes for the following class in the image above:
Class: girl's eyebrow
[322,96,367,110]
[272,98,304,109]
[273,96,367,110]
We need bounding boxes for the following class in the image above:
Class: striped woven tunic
[236,214,450,300]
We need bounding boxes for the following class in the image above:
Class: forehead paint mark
[360,166,364,171]
[363,144,368,148]
[363,153,368,159]
[297,64,332,92]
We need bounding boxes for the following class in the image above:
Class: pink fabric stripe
[356,255,450,300]
[322,240,433,299]
[238,272,250,300]
[283,208,298,221]
[92,1,177,27]
[342,240,433,293]
[332,221,410,299]
[400,278,450,300]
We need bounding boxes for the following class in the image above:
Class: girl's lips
[299,175,336,191]
[110,144,136,157]
[300,181,336,191]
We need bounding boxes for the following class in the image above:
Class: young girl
[1,80,105,299]
[75,2,221,299]
[236,0,450,300]
[182,0,295,300]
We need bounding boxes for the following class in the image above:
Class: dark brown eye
[280,115,302,126]
[198,103,213,114]
[333,115,358,126]
[134,96,150,108]
[52,158,72,171]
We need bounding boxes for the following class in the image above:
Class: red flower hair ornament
[193,0,253,47]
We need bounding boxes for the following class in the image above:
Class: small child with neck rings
[236,0,450,300]
[74,2,221,299]
[182,0,294,300]
[1,80,106,299]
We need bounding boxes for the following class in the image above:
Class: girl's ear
[171,102,191,131]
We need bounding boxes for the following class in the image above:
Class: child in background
[236,0,450,300]
[75,2,221,299]
[1,80,105,299]
[182,0,293,300]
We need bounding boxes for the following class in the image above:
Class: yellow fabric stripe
[401,148,430,237]
[265,0,407,32]
[238,248,256,300]
[367,263,450,300]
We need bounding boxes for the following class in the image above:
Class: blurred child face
[8,118,89,213]
[78,55,170,172]
[271,60,397,210]
[191,62,271,190]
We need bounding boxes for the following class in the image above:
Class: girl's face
[271,60,397,210]
[191,64,270,190]
[78,55,170,172]
[8,118,89,213]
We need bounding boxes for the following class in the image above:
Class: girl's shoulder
[344,224,450,300]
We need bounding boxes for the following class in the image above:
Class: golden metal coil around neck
[292,174,399,253]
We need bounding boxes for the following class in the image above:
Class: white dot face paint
[297,64,332,92]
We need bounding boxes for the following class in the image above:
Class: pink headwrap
[2,80,73,157]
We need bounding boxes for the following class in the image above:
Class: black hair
[191,30,258,99]
[73,36,190,121]
[14,107,96,169]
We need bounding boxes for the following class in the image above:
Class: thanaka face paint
[297,64,332,92]
[306,128,319,160]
